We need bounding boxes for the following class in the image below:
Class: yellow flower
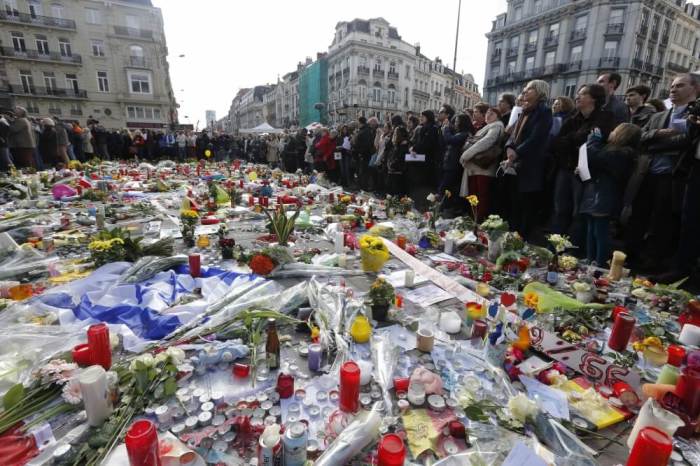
[181,209,199,219]
[466,195,479,207]
[524,292,539,310]
[340,195,352,203]
[444,189,452,199]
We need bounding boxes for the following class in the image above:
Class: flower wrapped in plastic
[359,235,389,272]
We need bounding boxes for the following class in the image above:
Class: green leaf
[133,360,146,371]
[163,378,177,397]
[3,383,25,411]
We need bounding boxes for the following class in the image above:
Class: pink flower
[61,379,82,405]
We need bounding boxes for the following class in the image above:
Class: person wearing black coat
[504,80,554,239]
[579,123,638,265]
[549,84,616,246]
[439,112,473,213]
[353,117,376,191]
[38,119,59,167]
[410,110,442,211]
[386,126,410,196]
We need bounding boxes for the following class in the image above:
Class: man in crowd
[353,116,375,191]
[497,93,516,128]
[597,72,629,125]
[625,84,656,127]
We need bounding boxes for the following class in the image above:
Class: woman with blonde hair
[578,122,639,265]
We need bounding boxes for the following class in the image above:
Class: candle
[339,361,360,413]
[679,323,700,346]
[71,343,92,366]
[233,363,250,378]
[188,254,201,278]
[608,250,626,281]
[334,230,344,255]
[393,377,410,392]
[276,373,294,399]
[439,311,462,334]
[396,235,406,250]
[444,237,454,254]
[87,323,111,370]
[125,419,161,466]
[675,367,700,418]
[377,433,406,466]
[416,328,434,352]
[471,320,488,340]
[626,398,684,449]
[667,345,685,367]
[308,344,322,372]
[687,350,700,369]
[608,312,635,352]
[655,364,679,385]
[337,254,347,268]
[79,365,112,427]
[626,427,672,466]
[404,270,415,288]
[407,381,426,406]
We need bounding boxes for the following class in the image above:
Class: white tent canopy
[305,122,323,131]
[239,122,284,134]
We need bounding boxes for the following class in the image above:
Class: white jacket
[459,120,504,196]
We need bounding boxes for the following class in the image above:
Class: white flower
[61,379,82,405]
[129,353,155,371]
[426,193,436,203]
[155,352,168,364]
[109,332,120,350]
[106,371,119,390]
[166,347,186,365]
[507,393,538,423]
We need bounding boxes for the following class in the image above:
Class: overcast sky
[153,0,507,128]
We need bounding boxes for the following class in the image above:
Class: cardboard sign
[529,325,640,389]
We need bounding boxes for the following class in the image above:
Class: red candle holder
[471,320,488,339]
[377,433,406,466]
[188,254,201,278]
[87,323,112,370]
[611,305,627,321]
[608,312,635,352]
[233,363,250,378]
[667,345,685,367]
[393,377,410,392]
[675,367,700,418]
[626,427,672,466]
[125,419,161,466]
[339,361,360,413]
[71,343,92,366]
[276,373,294,399]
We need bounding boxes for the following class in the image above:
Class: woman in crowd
[386,126,410,196]
[440,113,474,213]
[266,135,279,167]
[338,125,353,188]
[471,103,490,132]
[7,106,36,169]
[504,80,554,239]
[550,84,616,247]
[373,122,393,195]
[550,96,575,138]
[410,110,441,211]
[314,128,336,178]
[459,107,504,221]
[38,118,59,167]
[579,122,639,266]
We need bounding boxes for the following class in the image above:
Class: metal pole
[453,0,462,72]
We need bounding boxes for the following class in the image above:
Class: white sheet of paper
[384,269,428,288]
[577,143,591,181]
[508,106,523,128]
[405,153,426,162]
[519,375,570,420]
[502,441,548,466]
[403,283,454,307]
[428,252,460,262]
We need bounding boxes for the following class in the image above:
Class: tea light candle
[627,398,684,449]
[656,364,679,385]
[679,324,700,346]
[404,270,415,288]
[79,365,112,426]
[444,237,454,254]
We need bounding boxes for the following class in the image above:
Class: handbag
[471,143,502,169]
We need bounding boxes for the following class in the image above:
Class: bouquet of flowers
[368,278,395,307]
[385,195,414,216]
[88,236,126,267]
[248,246,294,276]
[217,224,236,259]
[547,234,573,254]
[480,215,509,237]
[359,235,390,272]
[426,190,451,229]
[180,209,199,247]
[88,228,174,267]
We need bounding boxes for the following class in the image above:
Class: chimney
[415,42,421,56]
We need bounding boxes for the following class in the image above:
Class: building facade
[0,0,177,129]
[205,110,216,129]
[483,0,700,104]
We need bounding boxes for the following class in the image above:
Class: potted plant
[180,209,198,247]
[217,224,236,260]
[367,277,395,321]
[262,204,300,247]
[480,215,509,261]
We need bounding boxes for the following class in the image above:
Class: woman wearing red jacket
[314,128,338,181]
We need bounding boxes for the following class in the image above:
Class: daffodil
[466,195,479,207]
[523,292,539,310]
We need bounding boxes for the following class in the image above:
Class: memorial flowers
[263,204,300,246]
[359,235,390,272]
[180,209,198,247]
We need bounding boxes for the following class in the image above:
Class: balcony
[654,65,664,76]
[599,56,620,68]
[644,61,654,73]
[0,47,81,64]
[357,65,369,75]
[661,34,669,45]
[567,60,583,71]
[113,26,153,40]
[342,67,349,75]
[0,10,76,30]
[639,25,648,37]
[650,30,659,42]
[387,71,399,80]
[9,84,87,99]
[524,42,537,53]
[70,108,83,116]
[605,23,624,35]
[491,49,502,61]
[128,56,149,68]
[47,107,61,115]
[569,29,586,42]
[544,34,558,48]
[631,58,644,70]
[506,47,519,57]
[667,62,690,73]
[372,68,385,78]
[433,90,441,97]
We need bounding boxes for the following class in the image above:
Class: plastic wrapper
[0,233,54,281]
[314,402,383,466]
[531,412,597,465]
[432,451,503,466]
[266,262,365,279]
[371,332,400,413]
[523,282,610,313]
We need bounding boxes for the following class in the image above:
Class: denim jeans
[585,215,610,266]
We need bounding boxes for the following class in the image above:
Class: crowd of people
[1,71,699,284]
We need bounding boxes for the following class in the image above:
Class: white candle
[337,253,347,268]
[679,324,700,346]
[627,398,684,449]
[79,365,112,426]
[334,231,344,255]
[404,270,415,288]
[444,238,454,255]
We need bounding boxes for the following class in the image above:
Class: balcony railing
[524,42,537,53]
[372,69,385,78]
[70,108,83,116]
[631,58,644,70]
[569,29,586,41]
[342,67,349,75]
[639,25,648,36]
[644,61,654,72]
[661,34,669,45]
[667,62,690,73]
[599,56,620,68]
[568,60,583,71]
[9,84,87,99]
[128,56,148,67]
[0,46,81,64]
[412,88,429,99]
[544,34,558,48]
[650,30,659,42]
[387,71,399,80]
[0,10,75,29]
[48,107,61,115]
[506,47,519,57]
[357,65,369,75]
[605,23,624,35]
[113,26,153,40]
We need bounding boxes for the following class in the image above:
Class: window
[662,20,670,38]
[126,15,139,29]
[19,70,34,93]
[389,62,396,74]
[66,73,78,94]
[358,79,367,101]
[510,35,519,48]
[604,41,618,58]
[494,41,502,53]
[513,6,522,21]
[91,40,105,57]
[359,55,367,67]
[548,23,559,38]
[533,0,542,13]
[525,56,535,70]
[570,45,583,62]
[564,79,577,98]
[372,82,381,102]
[374,57,382,71]
[574,15,588,31]
[651,15,659,34]
[528,30,538,45]
[641,9,649,28]
[657,50,664,66]
[633,42,642,59]
[127,106,162,120]
[4,0,18,16]
[58,38,71,57]
[36,35,49,55]
[387,85,396,104]
[129,71,152,94]
[85,8,101,24]
[28,0,42,18]
[645,46,654,63]
[507,60,516,73]
[545,51,556,67]
[43,72,57,92]
[97,71,109,93]
[11,32,26,52]
[610,9,624,25]
[51,4,63,19]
